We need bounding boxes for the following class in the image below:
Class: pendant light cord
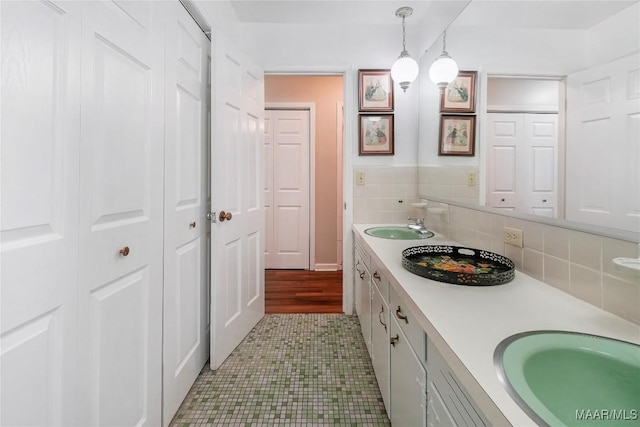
[402,16,407,51]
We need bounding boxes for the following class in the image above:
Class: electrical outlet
[467,172,476,186]
[503,227,524,248]
[356,171,366,186]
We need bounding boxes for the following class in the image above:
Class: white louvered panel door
[76,2,164,425]
[0,2,81,425]
[162,2,210,424]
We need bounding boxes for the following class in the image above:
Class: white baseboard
[313,263,339,271]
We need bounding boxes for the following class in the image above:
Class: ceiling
[229,0,434,25]
[228,0,638,29]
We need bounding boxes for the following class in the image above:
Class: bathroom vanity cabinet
[354,246,372,355]
[353,224,640,427]
[354,234,487,427]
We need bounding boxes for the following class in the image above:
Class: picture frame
[440,70,477,113]
[359,69,394,112]
[359,114,394,155]
[438,115,476,156]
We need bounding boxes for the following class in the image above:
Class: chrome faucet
[407,217,429,234]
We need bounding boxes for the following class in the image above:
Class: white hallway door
[210,33,265,369]
[264,109,310,269]
[566,53,640,233]
[162,2,210,424]
[1,2,81,425]
[486,113,558,217]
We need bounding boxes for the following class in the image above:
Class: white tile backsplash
[570,231,602,270]
[356,177,640,325]
[352,166,419,225]
[570,264,603,308]
[544,255,571,293]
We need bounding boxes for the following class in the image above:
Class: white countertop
[353,224,640,426]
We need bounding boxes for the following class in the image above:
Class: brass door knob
[219,211,232,222]
[119,246,130,257]
[189,221,197,228]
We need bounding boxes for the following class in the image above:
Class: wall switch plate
[503,227,524,248]
[356,171,366,186]
[467,172,476,186]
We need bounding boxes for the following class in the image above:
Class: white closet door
[76,2,164,425]
[264,109,310,270]
[486,113,521,211]
[210,33,265,369]
[486,113,558,216]
[162,3,210,424]
[522,114,558,217]
[0,2,81,425]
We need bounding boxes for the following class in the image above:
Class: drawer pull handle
[119,246,130,257]
[378,305,387,332]
[373,271,381,281]
[355,260,365,279]
[390,334,399,347]
[396,306,409,324]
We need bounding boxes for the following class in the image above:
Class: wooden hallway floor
[265,269,343,314]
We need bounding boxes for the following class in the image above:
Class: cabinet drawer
[370,258,388,302]
[389,285,425,363]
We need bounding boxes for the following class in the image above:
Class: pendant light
[428,30,459,91]
[390,7,419,92]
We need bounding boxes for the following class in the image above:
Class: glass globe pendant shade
[428,51,459,91]
[391,51,419,92]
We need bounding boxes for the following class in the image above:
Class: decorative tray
[401,246,515,286]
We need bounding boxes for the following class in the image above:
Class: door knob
[219,211,232,222]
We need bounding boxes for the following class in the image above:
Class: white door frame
[265,102,315,269]
[264,69,354,314]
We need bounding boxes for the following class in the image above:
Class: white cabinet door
[162,3,210,423]
[210,33,265,369]
[76,2,164,425]
[0,2,81,425]
[390,318,427,427]
[371,284,390,413]
[354,250,372,355]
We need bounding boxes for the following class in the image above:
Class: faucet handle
[407,217,424,225]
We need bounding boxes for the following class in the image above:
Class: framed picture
[359,69,394,112]
[440,70,477,113]
[359,114,394,155]
[439,115,476,156]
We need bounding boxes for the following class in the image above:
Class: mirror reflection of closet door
[486,113,558,217]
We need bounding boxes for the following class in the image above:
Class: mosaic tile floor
[170,314,390,426]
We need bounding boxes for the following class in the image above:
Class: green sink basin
[364,226,433,240]
[495,331,640,426]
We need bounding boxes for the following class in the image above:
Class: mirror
[417,0,640,237]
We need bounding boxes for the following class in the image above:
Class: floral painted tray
[402,246,515,286]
